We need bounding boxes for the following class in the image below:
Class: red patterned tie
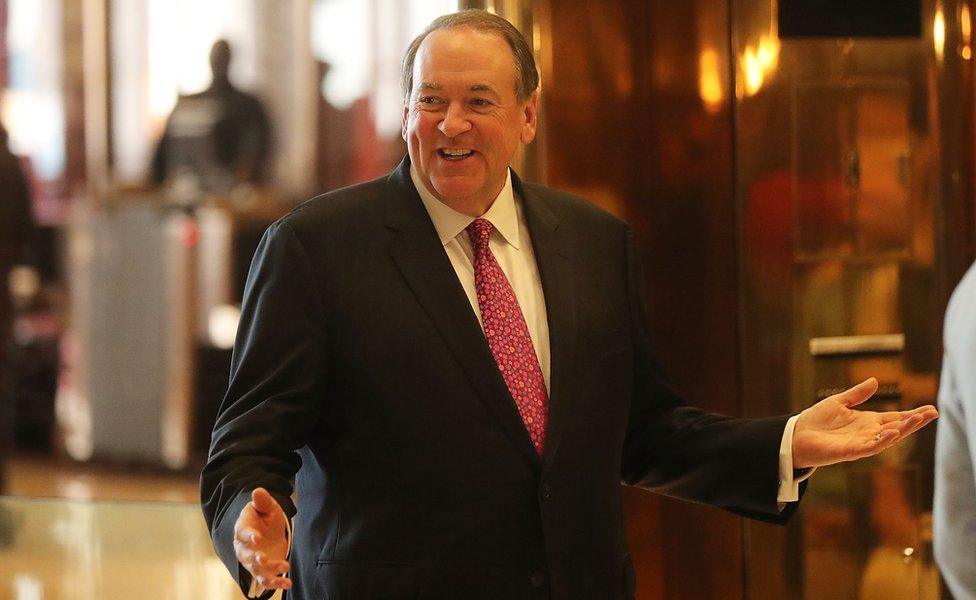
[466,218,548,454]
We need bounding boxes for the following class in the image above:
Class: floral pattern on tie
[467,218,548,454]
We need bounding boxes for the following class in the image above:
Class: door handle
[809,334,905,357]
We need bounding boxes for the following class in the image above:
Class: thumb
[837,378,879,408]
[250,487,281,517]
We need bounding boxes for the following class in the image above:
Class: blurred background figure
[934,259,976,600]
[0,122,36,493]
[314,59,353,194]
[150,39,272,195]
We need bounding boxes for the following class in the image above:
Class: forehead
[413,27,517,89]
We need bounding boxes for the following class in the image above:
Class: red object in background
[179,217,200,248]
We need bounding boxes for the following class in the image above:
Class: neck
[447,195,496,218]
[424,178,507,218]
[210,77,232,92]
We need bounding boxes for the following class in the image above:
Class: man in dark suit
[201,10,937,599]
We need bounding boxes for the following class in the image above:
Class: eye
[417,96,442,106]
[470,98,493,108]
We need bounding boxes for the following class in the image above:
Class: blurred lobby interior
[0,0,975,598]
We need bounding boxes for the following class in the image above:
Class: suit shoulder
[522,181,630,232]
[272,176,391,241]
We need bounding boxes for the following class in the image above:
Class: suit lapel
[384,159,542,469]
[513,174,578,472]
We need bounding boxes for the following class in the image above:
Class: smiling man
[201,10,937,600]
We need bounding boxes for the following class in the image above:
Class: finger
[253,553,290,570]
[837,378,879,408]
[855,427,899,459]
[879,405,938,424]
[255,575,293,590]
[893,413,925,434]
[236,526,261,545]
[890,410,938,438]
[877,413,927,443]
[234,540,257,569]
[264,560,290,574]
[250,555,291,579]
[872,428,900,447]
[251,488,278,516]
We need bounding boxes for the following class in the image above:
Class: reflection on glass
[310,0,458,191]
[699,48,724,112]
[854,87,911,256]
[793,83,853,258]
[737,0,946,596]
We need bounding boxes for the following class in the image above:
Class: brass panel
[736,0,971,597]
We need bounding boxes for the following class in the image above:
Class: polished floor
[0,454,264,600]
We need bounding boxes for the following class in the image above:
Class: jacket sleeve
[200,219,329,596]
[619,227,800,523]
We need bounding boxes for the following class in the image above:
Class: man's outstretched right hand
[234,487,292,592]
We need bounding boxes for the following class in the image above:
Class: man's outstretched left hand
[792,378,938,469]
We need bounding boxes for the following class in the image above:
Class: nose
[438,102,471,138]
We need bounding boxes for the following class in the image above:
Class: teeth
[440,149,472,157]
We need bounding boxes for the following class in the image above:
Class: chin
[431,178,483,203]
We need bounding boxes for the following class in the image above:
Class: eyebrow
[470,84,500,96]
[415,82,500,95]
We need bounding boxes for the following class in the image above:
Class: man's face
[402,27,538,214]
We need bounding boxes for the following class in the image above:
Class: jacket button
[540,483,552,500]
[530,571,547,588]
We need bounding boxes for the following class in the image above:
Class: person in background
[151,39,272,192]
[202,10,939,599]
[934,259,976,600]
[0,123,36,494]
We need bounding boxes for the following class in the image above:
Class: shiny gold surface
[537,0,747,597]
[736,0,961,597]
[0,496,239,600]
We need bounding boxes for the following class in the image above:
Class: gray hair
[400,9,539,103]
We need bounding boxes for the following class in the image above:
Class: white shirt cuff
[778,414,815,509]
[246,516,293,598]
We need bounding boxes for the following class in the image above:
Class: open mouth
[438,148,474,161]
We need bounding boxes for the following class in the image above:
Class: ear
[519,90,539,145]
[402,103,410,142]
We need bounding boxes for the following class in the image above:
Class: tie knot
[466,218,493,250]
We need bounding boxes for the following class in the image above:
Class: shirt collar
[410,163,521,250]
